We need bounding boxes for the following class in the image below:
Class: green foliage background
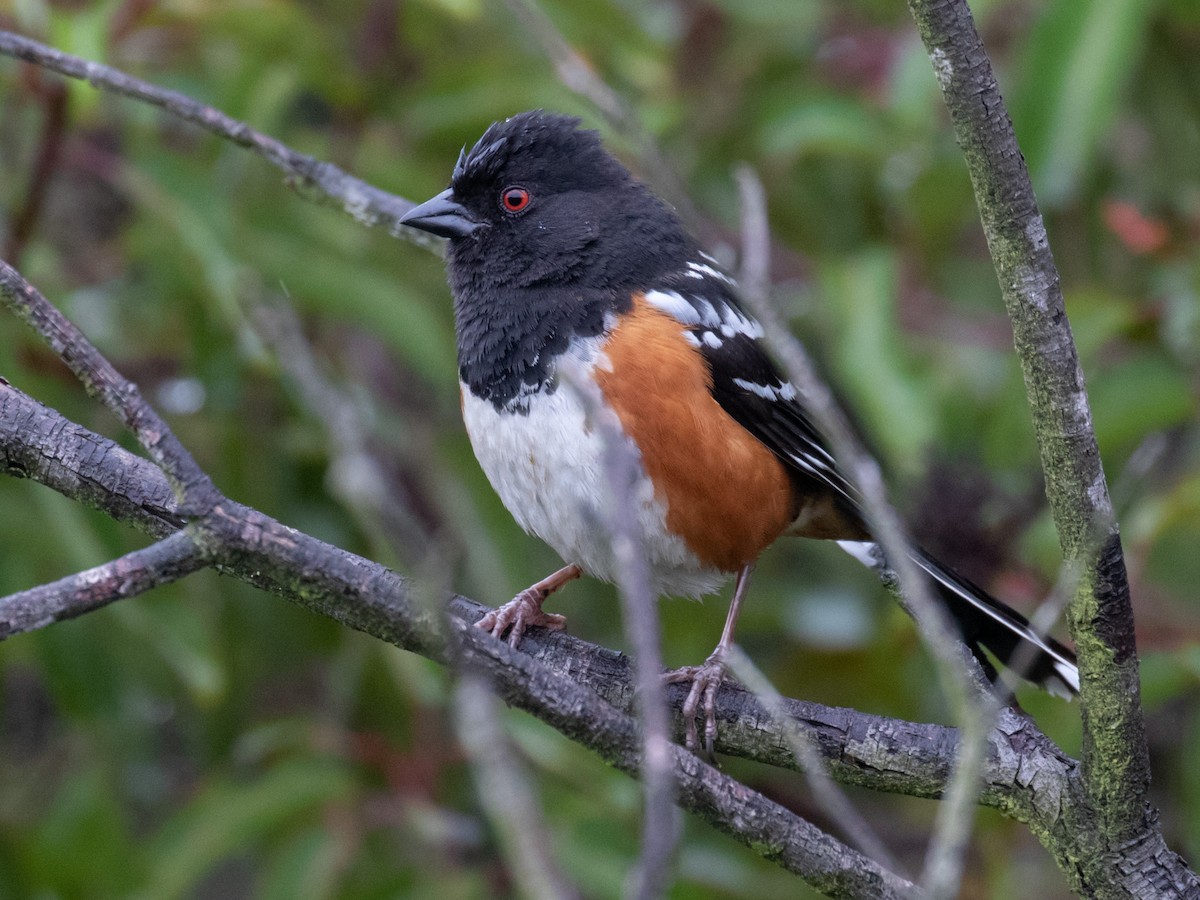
[2,0,1199,896]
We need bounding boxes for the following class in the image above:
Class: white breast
[459,343,725,599]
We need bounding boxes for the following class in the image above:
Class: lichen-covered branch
[905,1,1194,895]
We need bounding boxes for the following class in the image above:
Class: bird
[399,110,1079,752]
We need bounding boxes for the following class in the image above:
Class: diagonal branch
[3,22,1191,893]
[905,0,1142,825]
[0,359,908,895]
[0,261,217,513]
[0,377,1079,832]
[497,0,698,228]
[449,615,920,898]
[0,530,204,638]
[0,30,437,250]
[733,165,993,898]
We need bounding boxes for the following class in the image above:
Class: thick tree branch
[0,379,1095,860]
[9,363,1182,890]
[450,614,919,898]
[3,22,1192,894]
[0,374,910,895]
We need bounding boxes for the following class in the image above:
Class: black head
[400,111,693,292]
[401,112,697,411]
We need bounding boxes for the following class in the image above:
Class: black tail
[837,541,1079,697]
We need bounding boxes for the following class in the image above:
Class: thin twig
[0,530,203,638]
[497,0,698,227]
[0,30,438,250]
[726,648,904,876]
[450,618,921,899]
[2,374,1082,807]
[0,373,913,894]
[0,260,218,513]
[733,165,991,899]
[1,23,1188,893]
[4,71,67,264]
[453,671,583,900]
[558,364,681,900]
[246,293,435,563]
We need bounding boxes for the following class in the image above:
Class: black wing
[643,271,861,513]
[641,271,1079,696]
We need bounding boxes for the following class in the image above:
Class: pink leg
[664,563,755,756]
[476,563,583,648]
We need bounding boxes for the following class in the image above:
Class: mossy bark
[907,0,1195,895]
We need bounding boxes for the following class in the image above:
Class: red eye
[501,186,531,213]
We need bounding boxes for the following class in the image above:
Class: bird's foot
[476,587,567,648]
[475,563,581,648]
[664,646,730,758]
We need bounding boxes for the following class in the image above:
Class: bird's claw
[476,586,567,648]
[664,647,729,759]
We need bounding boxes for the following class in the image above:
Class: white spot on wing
[733,377,779,401]
[686,260,736,286]
[644,289,720,328]
[732,377,799,404]
[718,304,764,339]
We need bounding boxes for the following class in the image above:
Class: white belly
[460,361,725,599]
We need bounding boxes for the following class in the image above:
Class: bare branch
[3,70,66,264]
[497,0,698,227]
[0,30,438,250]
[0,530,203,638]
[905,1,1194,896]
[0,374,913,895]
[0,379,1084,838]
[1,24,1190,892]
[727,649,904,876]
[453,671,583,900]
[448,617,921,899]
[0,260,217,513]
[733,165,993,898]
[558,364,680,899]
[245,293,436,563]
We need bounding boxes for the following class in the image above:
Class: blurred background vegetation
[1,0,1199,896]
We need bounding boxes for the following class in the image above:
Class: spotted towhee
[401,111,1078,750]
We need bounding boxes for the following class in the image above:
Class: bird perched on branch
[400,110,1078,752]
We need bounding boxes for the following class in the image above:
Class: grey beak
[399,188,483,239]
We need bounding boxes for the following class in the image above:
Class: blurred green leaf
[2,1,1197,894]
[140,758,357,900]
[761,97,890,160]
[817,247,936,471]
[15,764,136,896]
[1089,353,1192,456]
[259,826,348,900]
[1010,0,1157,206]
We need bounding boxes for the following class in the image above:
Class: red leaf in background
[1102,199,1169,255]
